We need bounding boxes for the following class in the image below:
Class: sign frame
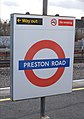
[10,14,75,101]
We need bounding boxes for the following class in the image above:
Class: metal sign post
[41,97,50,119]
[43,0,48,15]
[41,97,45,117]
[41,0,49,119]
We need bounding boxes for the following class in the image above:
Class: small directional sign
[16,17,43,25]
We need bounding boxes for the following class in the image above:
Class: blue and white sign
[10,14,75,100]
[19,58,70,70]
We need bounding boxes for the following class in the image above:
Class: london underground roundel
[23,40,66,87]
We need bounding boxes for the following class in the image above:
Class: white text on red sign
[58,19,73,26]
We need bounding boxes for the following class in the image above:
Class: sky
[0,0,84,20]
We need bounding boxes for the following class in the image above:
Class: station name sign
[19,58,70,70]
[16,17,43,25]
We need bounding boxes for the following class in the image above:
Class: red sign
[58,19,73,26]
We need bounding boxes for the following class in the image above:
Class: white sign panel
[10,14,75,100]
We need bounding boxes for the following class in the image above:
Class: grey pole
[43,0,48,15]
[41,1,50,119]
[41,97,45,117]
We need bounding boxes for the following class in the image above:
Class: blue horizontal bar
[19,58,70,70]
